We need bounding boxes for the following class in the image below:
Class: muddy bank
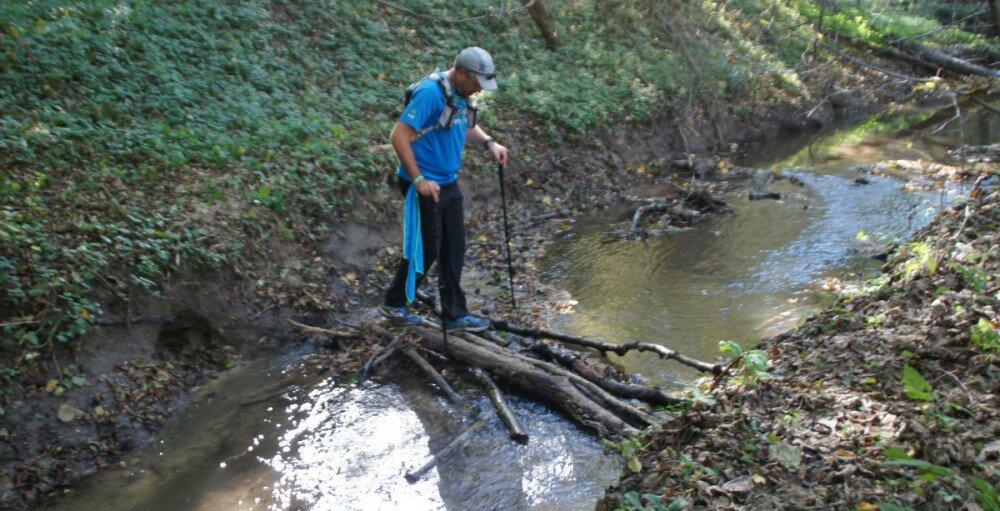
[599,186,1000,510]
[3,68,911,509]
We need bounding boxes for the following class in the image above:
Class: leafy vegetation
[0,0,838,371]
[719,340,772,384]
[1,0,995,375]
[901,364,934,401]
[882,448,1000,510]
[619,491,688,511]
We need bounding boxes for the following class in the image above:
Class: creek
[38,105,996,511]
[540,104,993,385]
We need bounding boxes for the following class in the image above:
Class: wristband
[412,175,425,185]
[483,136,495,150]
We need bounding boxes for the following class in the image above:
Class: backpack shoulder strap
[413,70,455,140]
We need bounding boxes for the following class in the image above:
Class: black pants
[384,178,469,320]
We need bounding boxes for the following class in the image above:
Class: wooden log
[449,329,659,430]
[891,39,1000,78]
[473,370,529,443]
[291,318,651,437]
[530,342,686,405]
[488,318,722,374]
[402,347,478,416]
[405,415,491,482]
[483,330,513,347]
[409,325,640,438]
[835,33,998,79]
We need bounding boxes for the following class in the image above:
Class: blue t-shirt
[397,76,469,185]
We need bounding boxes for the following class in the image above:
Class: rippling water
[40,348,619,511]
[539,106,995,385]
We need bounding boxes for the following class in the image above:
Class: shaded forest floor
[600,185,1000,510]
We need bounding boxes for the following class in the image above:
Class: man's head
[452,47,497,98]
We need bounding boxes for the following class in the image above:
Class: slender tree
[988,0,1000,37]
[521,0,562,50]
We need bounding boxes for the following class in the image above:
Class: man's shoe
[445,315,491,333]
[378,304,422,326]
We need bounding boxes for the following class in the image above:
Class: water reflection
[265,381,443,510]
[39,354,619,511]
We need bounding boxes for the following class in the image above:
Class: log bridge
[289,303,722,481]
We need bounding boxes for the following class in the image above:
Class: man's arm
[467,125,509,166]
[390,120,440,202]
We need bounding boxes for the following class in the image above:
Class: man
[379,47,510,332]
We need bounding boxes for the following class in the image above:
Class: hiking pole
[433,203,449,355]
[497,162,517,312]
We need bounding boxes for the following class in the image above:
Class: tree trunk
[988,0,1000,38]
[891,40,1000,78]
[521,0,562,50]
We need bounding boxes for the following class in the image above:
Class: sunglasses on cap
[461,67,496,80]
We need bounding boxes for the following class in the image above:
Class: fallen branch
[95,314,175,326]
[403,347,478,416]
[286,319,358,339]
[530,341,686,405]
[968,95,1000,117]
[631,201,667,233]
[480,330,513,347]
[405,415,491,482]
[891,39,1000,78]
[488,318,722,374]
[359,335,406,384]
[335,314,674,438]
[473,369,529,443]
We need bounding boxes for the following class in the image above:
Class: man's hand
[415,178,440,203]
[489,141,509,167]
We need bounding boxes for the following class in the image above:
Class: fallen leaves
[610,190,1000,509]
[56,403,82,423]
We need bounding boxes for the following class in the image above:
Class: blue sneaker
[378,304,422,326]
[445,315,491,333]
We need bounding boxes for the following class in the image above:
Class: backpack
[401,70,477,141]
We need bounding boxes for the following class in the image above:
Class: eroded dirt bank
[598,188,1000,510]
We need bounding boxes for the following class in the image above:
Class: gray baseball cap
[454,47,497,91]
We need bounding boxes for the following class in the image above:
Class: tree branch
[372,0,537,24]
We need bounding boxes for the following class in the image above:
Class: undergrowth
[1,0,994,373]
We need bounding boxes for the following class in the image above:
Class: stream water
[540,104,996,386]
[38,105,997,511]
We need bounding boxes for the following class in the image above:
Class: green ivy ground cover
[0,0,991,370]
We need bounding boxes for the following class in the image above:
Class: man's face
[455,68,483,98]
